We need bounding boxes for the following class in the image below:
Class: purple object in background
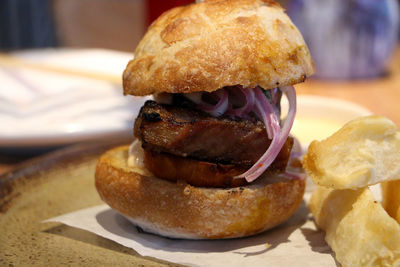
[288,0,399,79]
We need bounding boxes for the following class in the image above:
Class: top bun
[123,0,314,96]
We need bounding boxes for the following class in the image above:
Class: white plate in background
[0,48,150,148]
[282,95,372,149]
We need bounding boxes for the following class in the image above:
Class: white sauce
[127,139,153,176]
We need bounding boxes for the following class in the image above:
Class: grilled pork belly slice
[134,100,293,168]
[144,150,248,188]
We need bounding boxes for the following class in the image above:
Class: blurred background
[1,0,399,83]
[0,0,399,173]
[1,0,398,52]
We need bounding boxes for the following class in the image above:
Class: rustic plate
[0,140,178,267]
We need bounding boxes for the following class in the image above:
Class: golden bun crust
[95,146,305,239]
[123,0,314,96]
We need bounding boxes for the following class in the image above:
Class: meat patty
[134,100,293,169]
[144,150,248,188]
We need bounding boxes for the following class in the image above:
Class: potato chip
[309,186,400,266]
[303,116,400,189]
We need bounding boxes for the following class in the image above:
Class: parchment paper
[45,191,337,267]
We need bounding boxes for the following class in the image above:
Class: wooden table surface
[1,47,399,176]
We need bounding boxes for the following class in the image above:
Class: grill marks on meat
[135,100,293,171]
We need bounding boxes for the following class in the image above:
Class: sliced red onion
[236,86,297,182]
[255,89,275,139]
[229,87,255,117]
[271,88,280,105]
[279,86,297,143]
[198,89,229,117]
[180,85,297,183]
[236,91,282,182]
[270,87,282,118]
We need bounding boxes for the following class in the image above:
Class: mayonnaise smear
[127,139,153,176]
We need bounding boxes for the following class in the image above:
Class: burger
[95,0,314,239]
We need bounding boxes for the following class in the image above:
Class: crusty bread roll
[123,0,314,96]
[302,115,400,189]
[309,186,400,266]
[95,146,305,239]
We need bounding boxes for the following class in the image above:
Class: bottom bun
[95,146,305,239]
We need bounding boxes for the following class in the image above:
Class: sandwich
[95,0,314,239]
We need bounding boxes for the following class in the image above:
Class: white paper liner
[44,194,337,267]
